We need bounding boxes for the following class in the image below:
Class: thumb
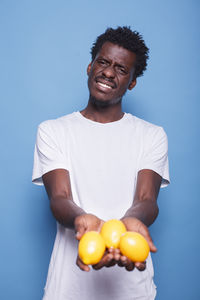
[145,234,157,253]
[147,238,157,253]
[75,224,86,241]
[139,226,157,253]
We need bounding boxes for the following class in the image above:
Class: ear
[87,62,92,76]
[128,78,137,90]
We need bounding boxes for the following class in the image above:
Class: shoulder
[38,112,77,133]
[126,113,167,139]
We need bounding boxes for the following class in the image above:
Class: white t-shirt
[32,111,169,300]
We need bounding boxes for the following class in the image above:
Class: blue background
[0,0,199,299]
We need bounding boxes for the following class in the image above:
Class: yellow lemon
[100,219,126,248]
[78,231,106,265]
[119,231,150,262]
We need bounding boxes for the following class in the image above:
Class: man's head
[91,26,149,80]
[87,26,149,107]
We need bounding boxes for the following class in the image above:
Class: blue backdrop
[1,1,199,299]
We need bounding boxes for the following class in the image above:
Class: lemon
[100,219,126,248]
[78,231,106,265]
[119,231,150,262]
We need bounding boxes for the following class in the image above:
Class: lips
[96,82,113,91]
[95,77,116,89]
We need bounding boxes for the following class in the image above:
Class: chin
[90,96,121,107]
[91,97,111,107]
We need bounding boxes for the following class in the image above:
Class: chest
[66,124,143,175]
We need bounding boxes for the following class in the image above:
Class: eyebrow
[97,56,109,62]
[97,56,128,69]
[115,63,126,69]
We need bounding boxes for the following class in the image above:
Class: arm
[110,169,162,271]
[42,168,85,229]
[42,169,104,236]
[122,169,161,253]
[42,168,114,271]
[116,127,169,271]
[91,169,162,272]
[122,169,161,226]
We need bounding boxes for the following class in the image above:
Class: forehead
[95,41,136,67]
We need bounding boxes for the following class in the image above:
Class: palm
[75,213,105,272]
[75,213,104,240]
[121,217,157,253]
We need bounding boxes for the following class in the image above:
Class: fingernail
[121,256,126,261]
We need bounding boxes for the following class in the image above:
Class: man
[32,26,169,300]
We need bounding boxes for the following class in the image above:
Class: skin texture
[42,42,162,272]
[87,42,136,106]
[82,42,136,123]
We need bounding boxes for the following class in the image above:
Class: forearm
[122,199,159,227]
[42,170,86,229]
[50,196,85,229]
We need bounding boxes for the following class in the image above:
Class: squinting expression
[87,42,137,105]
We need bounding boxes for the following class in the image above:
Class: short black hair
[91,26,149,79]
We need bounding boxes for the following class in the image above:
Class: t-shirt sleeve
[32,120,69,186]
[138,126,170,188]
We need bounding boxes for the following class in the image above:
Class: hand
[117,217,157,271]
[92,247,121,271]
[75,213,106,271]
[75,214,126,272]
[75,213,104,240]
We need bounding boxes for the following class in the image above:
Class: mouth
[97,82,112,90]
[95,78,116,92]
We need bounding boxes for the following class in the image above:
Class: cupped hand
[92,247,146,272]
[92,247,121,270]
[118,217,157,271]
[75,215,156,272]
[75,213,105,271]
[74,213,104,240]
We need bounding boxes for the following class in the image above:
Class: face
[87,42,137,105]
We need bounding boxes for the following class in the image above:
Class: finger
[139,226,157,253]
[125,262,135,271]
[108,248,120,260]
[117,260,124,267]
[108,248,120,254]
[105,259,117,268]
[75,225,86,240]
[114,252,121,261]
[92,253,113,270]
[117,255,129,267]
[108,247,114,254]
[76,256,90,272]
[113,248,120,260]
[122,256,135,271]
[117,256,135,271]
[135,261,146,271]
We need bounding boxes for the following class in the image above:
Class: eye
[116,66,127,75]
[97,59,107,66]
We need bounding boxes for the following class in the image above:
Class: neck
[80,97,124,123]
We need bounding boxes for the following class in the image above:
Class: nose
[102,65,115,79]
